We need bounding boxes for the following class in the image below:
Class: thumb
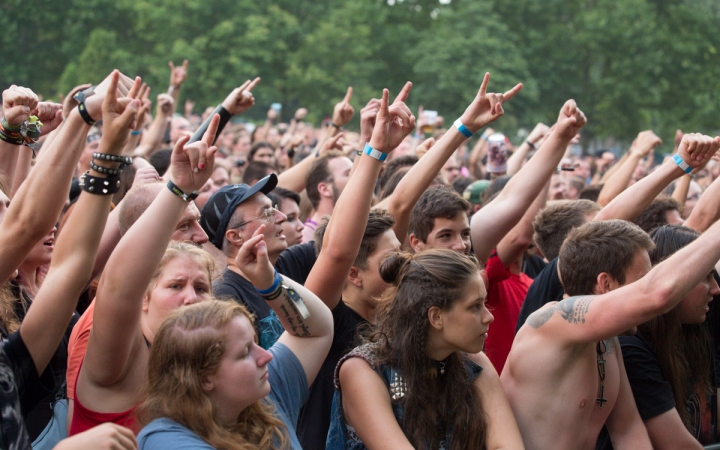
[118,99,141,127]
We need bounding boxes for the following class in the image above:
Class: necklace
[596,340,607,407]
[427,360,447,379]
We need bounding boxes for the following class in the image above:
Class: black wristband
[0,130,24,146]
[331,122,343,130]
[77,102,96,126]
[167,180,199,202]
[80,172,121,195]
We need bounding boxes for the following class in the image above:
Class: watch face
[73,86,96,103]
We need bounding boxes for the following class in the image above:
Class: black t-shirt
[297,300,367,450]
[213,242,317,349]
[707,271,720,387]
[597,333,717,449]
[522,254,547,279]
[515,257,564,333]
[1,331,54,450]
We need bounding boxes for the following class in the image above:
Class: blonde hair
[138,300,289,449]
[147,241,218,295]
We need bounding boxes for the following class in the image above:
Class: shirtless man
[502,133,720,450]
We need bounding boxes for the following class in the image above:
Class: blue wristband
[454,119,473,138]
[256,270,281,295]
[672,153,692,174]
[131,130,141,136]
[363,143,388,162]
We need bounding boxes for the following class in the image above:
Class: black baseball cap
[201,173,278,249]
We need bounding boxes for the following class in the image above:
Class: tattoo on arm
[555,296,593,324]
[276,291,310,337]
[528,306,555,329]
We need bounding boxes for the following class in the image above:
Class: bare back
[501,302,623,450]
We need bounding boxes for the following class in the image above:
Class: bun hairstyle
[369,249,487,450]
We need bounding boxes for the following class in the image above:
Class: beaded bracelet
[92,153,132,168]
[90,161,122,176]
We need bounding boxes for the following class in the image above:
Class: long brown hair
[643,225,712,427]
[138,300,289,449]
[368,249,487,450]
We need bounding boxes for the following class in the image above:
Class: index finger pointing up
[202,114,221,147]
[478,72,490,98]
[343,86,353,103]
[393,82,413,103]
[246,77,261,92]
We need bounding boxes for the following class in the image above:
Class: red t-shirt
[484,253,533,373]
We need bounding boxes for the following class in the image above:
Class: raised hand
[415,137,436,159]
[222,77,260,115]
[169,114,219,193]
[294,107,308,121]
[156,93,174,117]
[368,83,416,154]
[34,102,63,136]
[554,100,587,141]
[131,166,160,188]
[133,84,152,131]
[332,87,354,127]
[233,225,275,290]
[168,59,189,88]
[359,98,381,145]
[98,71,141,155]
[317,132,347,157]
[629,131,662,158]
[61,83,92,119]
[459,72,522,133]
[84,71,135,121]
[2,85,39,126]
[526,122,550,145]
[677,133,720,170]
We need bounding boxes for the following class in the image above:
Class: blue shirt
[138,342,308,449]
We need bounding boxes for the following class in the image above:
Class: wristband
[167,180,199,202]
[525,140,537,150]
[79,171,121,195]
[93,153,132,167]
[672,153,692,174]
[1,117,21,132]
[0,130,23,146]
[453,119,473,138]
[363,143,388,162]
[331,122,343,131]
[480,129,491,141]
[77,102,96,126]
[256,270,282,295]
[131,130,141,136]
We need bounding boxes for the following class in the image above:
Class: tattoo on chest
[556,296,592,324]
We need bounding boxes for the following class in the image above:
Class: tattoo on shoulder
[528,306,555,329]
[555,296,593,325]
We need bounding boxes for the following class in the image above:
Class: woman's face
[204,315,273,423]
[676,271,719,324]
[437,273,493,354]
[253,148,275,166]
[279,198,304,247]
[142,256,212,341]
[23,226,56,269]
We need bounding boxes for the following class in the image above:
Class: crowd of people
[2,58,720,450]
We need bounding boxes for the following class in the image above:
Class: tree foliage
[2,0,719,145]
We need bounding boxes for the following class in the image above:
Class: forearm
[269,275,333,338]
[137,114,169,157]
[469,138,487,179]
[597,153,643,206]
[0,141,20,188]
[671,174,691,209]
[88,205,123,282]
[0,111,89,283]
[497,180,548,266]
[121,132,141,156]
[600,153,628,183]
[596,161,682,222]
[276,149,318,192]
[189,105,231,145]
[506,141,531,176]
[20,175,113,374]
[10,146,33,198]
[684,174,720,232]
[255,119,272,142]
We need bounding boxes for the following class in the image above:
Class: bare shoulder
[339,356,382,386]
[525,301,559,329]
[527,296,595,330]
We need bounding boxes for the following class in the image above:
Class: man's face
[253,147,275,166]
[328,157,353,205]
[442,156,461,184]
[171,202,208,245]
[412,213,471,254]
[549,174,567,200]
[233,193,288,259]
[358,229,402,300]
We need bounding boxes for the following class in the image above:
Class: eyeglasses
[233,205,279,229]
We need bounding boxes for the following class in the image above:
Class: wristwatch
[74,86,97,126]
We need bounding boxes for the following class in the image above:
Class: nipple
[579,399,587,408]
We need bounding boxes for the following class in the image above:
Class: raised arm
[306,83,414,309]
[276,87,354,192]
[189,77,259,145]
[594,134,714,222]
[20,70,140,375]
[472,99,586,264]
[234,228,333,385]
[0,86,39,188]
[597,131,661,206]
[0,72,134,284]
[166,60,188,115]
[84,115,219,385]
[383,74,522,243]
[135,93,173,157]
[496,180,548,267]
[684,171,720,232]
[507,123,549,176]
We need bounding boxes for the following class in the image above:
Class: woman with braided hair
[327,249,524,450]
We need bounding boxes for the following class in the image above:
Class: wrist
[167,179,199,202]
[1,117,22,129]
